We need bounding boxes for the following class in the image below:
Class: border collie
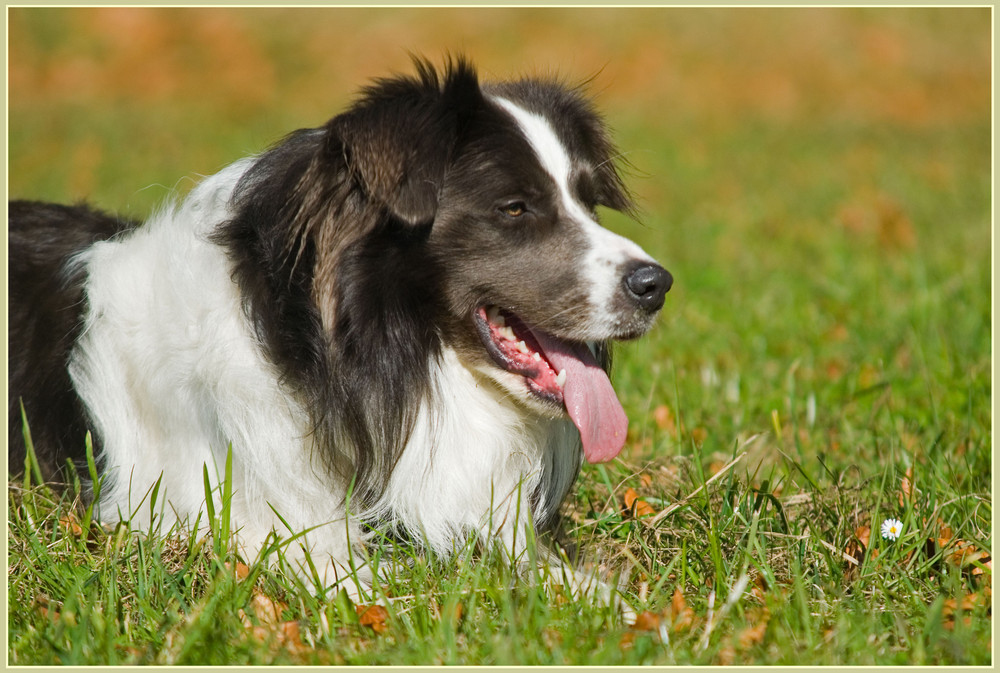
[9,57,671,600]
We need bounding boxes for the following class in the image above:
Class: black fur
[8,201,136,480]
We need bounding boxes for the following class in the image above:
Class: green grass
[7,7,991,666]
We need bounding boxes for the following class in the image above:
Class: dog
[8,57,671,601]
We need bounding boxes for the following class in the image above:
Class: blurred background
[9,8,989,214]
[7,7,992,471]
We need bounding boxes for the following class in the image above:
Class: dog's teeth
[532,352,542,362]
[486,306,503,325]
[516,340,529,354]
[499,326,516,341]
[555,369,567,388]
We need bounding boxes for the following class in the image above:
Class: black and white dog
[9,58,670,598]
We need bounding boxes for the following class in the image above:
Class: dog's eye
[499,202,528,218]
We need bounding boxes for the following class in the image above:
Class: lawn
[7,7,992,666]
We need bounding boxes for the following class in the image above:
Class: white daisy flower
[881,517,904,541]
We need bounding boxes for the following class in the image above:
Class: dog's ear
[329,57,482,226]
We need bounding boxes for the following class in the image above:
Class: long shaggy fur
[8,57,670,596]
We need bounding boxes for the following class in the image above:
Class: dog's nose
[624,263,672,312]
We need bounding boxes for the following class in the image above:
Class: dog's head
[226,57,670,492]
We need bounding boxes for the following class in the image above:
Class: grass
[7,6,992,666]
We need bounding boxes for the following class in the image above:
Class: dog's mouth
[472,305,628,463]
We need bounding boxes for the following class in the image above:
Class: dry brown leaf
[844,525,872,576]
[948,541,989,569]
[59,513,83,536]
[898,468,914,507]
[937,523,954,548]
[941,591,989,631]
[356,604,389,634]
[749,575,768,603]
[632,610,662,631]
[653,404,676,435]
[669,587,695,632]
[855,525,871,549]
[226,561,251,581]
[639,473,653,488]
[737,621,768,649]
[280,620,309,653]
[250,593,287,626]
[717,644,736,665]
[623,487,656,518]
[237,608,253,629]
[620,610,665,651]
[618,631,638,650]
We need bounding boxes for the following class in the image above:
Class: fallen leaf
[280,620,309,654]
[620,610,665,651]
[632,610,662,631]
[618,631,638,650]
[669,587,695,632]
[844,525,870,570]
[737,621,768,648]
[653,404,676,434]
[941,591,989,631]
[898,468,914,507]
[59,513,83,536]
[250,593,287,626]
[226,561,251,581]
[716,644,736,665]
[948,541,989,569]
[623,487,656,518]
[855,525,871,549]
[356,604,389,634]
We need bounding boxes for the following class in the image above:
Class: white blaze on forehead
[491,97,656,332]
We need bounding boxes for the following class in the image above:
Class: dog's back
[8,201,134,479]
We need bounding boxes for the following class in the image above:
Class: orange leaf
[59,514,83,536]
[632,610,662,631]
[280,620,309,653]
[670,587,694,632]
[250,593,287,626]
[855,525,871,549]
[899,470,913,507]
[622,487,655,517]
[653,404,676,434]
[946,540,983,567]
[941,590,988,630]
[737,621,768,649]
[226,561,251,581]
[356,604,389,634]
[717,644,736,665]
[619,631,638,650]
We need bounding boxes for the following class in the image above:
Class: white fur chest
[374,347,582,556]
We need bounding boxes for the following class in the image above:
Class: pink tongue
[531,332,629,463]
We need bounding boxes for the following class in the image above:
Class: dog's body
[9,59,670,595]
